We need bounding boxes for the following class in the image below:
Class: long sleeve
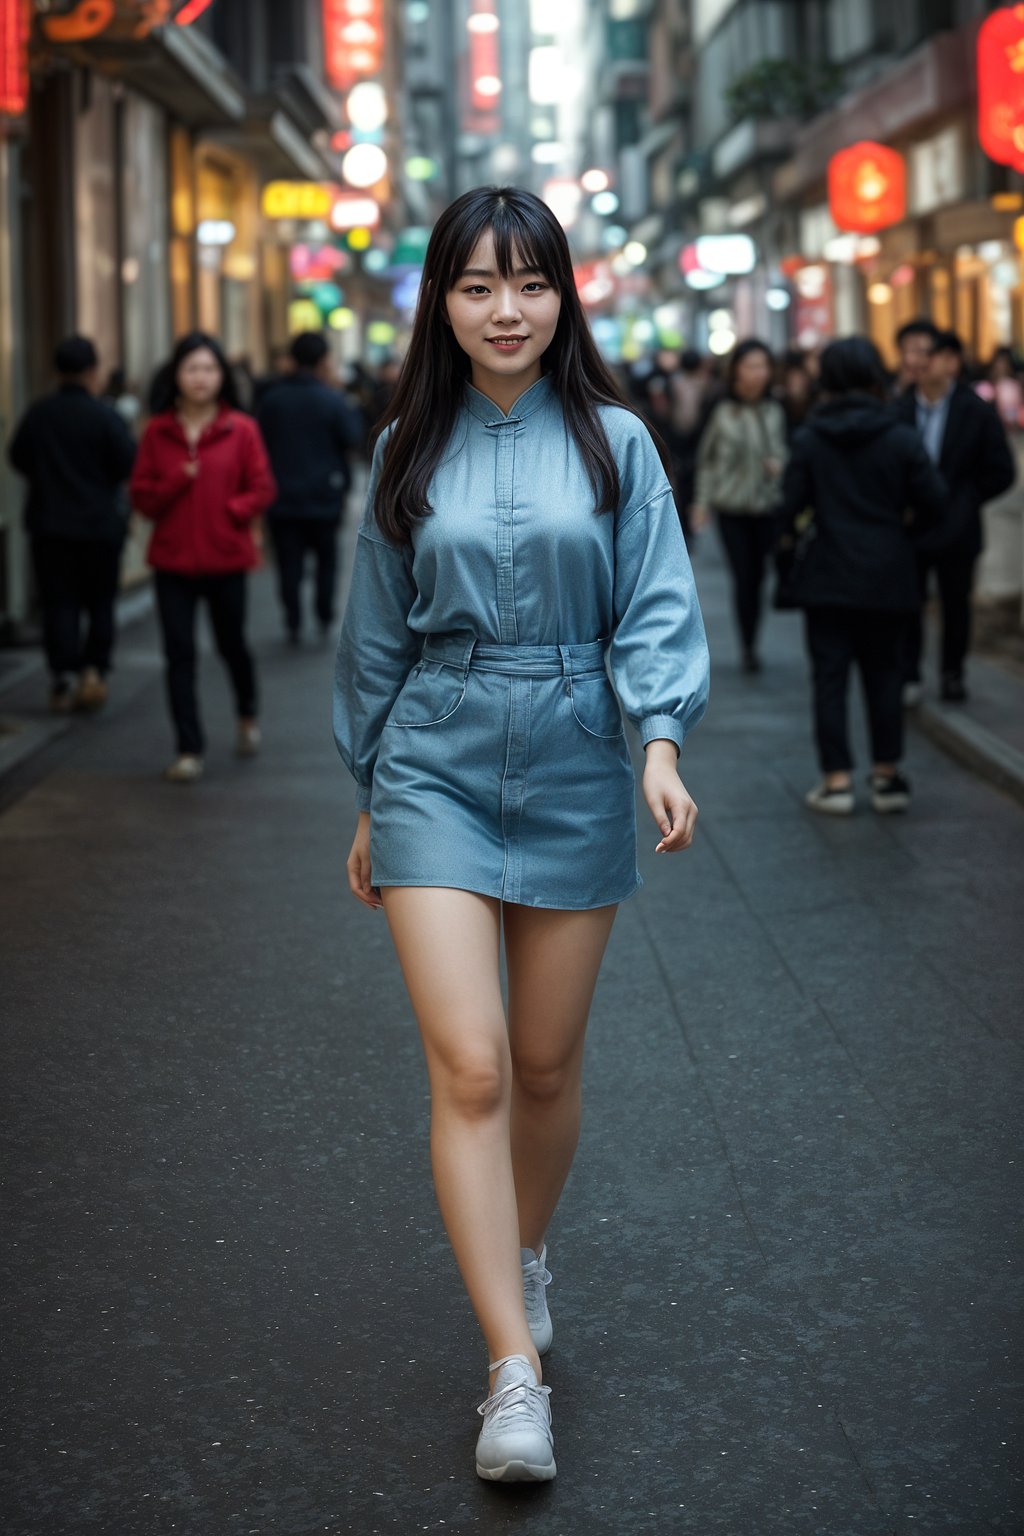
[609,488,710,754]
[694,407,720,508]
[333,440,421,810]
[226,419,277,524]
[7,409,33,476]
[977,404,1016,504]
[130,425,191,519]
[776,430,813,542]
[905,434,947,537]
[106,410,137,483]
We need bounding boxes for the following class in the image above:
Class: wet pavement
[2,524,1022,1535]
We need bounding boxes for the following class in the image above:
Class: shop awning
[38,21,246,125]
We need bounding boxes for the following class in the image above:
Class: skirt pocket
[567,673,624,740]
[386,660,468,728]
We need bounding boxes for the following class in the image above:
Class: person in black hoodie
[776,337,946,816]
[8,335,137,713]
[256,332,363,643]
[893,329,1016,703]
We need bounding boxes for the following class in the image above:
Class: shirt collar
[462,374,554,425]
[915,382,954,411]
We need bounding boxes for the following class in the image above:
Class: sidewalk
[1,533,1022,1535]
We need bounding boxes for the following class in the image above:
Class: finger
[655,800,697,852]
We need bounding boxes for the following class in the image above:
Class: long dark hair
[818,337,889,401]
[148,331,239,415]
[372,185,669,543]
[724,338,774,402]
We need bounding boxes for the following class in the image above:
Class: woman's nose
[491,289,522,322]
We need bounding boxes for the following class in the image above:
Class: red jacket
[131,408,277,575]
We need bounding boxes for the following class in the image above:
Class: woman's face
[445,230,562,398]
[734,350,771,400]
[176,346,223,407]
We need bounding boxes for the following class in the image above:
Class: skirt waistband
[421,633,608,678]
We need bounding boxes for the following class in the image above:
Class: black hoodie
[776,393,946,613]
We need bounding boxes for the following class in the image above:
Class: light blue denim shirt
[334,376,710,810]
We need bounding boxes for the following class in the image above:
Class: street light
[342,143,388,188]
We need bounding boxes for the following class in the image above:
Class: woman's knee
[431,1044,509,1120]
[511,1050,578,1104]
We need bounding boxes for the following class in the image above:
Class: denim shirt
[334,375,710,810]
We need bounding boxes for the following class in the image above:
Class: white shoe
[475,1354,555,1482]
[236,721,261,758]
[902,682,924,709]
[805,781,855,816]
[522,1246,553,1356]
[165,755,204,783]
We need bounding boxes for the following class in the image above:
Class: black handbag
[773,509,816,611]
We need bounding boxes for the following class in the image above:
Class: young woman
[333,187,710,1483]
[776,337,946,815]
[691,339,787,672]
[132,332,276,783]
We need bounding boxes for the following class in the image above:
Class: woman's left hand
[643,740,698,853]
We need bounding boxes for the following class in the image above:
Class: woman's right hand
[347,812,383,910]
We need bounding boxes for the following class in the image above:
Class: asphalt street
[2,523,1022,1536]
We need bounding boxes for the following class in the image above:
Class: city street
[2,527,1021,1536]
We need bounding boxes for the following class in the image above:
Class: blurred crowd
[5,314,1018,813]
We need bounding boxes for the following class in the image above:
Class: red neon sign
[828,141,906,233]
[0,0,30,118]
[175,0,216,23]
[978,4,1024,172]
[322,0,384,92]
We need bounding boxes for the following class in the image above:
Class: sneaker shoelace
[477,1366,552,1439]
[522,1257,552,1331]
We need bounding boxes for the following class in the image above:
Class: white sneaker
[522,1246,553,1356]
[165,755,204,784]
[475,1354,555,1482]
[805,782,855,816]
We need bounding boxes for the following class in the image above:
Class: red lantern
[978,4,1024,172]
[0,0,30,119]
[828,141,906,233]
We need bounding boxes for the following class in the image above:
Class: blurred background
[1,0,1023,641]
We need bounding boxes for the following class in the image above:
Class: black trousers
[805,607,909,773]
[269,516,340,635]
[716,511,776,652]
[905,548,976,682]
[154,570,257,756]
[31,535,122,681]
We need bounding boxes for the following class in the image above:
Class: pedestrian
[776,337,947,815]
[894,329,1016,703]
[257,331,363,643]
[778,347,817,437]
[7,335,137,714]
[333,185,709,1484]
[131,332,277,783]
[893,317,940,399]
[691,338,788,671]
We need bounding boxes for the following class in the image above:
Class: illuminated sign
[323,0,384,92]
[262,181,336,220]
[978,4,1024,172]
[39,0,216,40]
[0,0,30,118]
[828,142,906,232]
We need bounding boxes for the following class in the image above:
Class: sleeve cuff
[640,715,685,755]
[355,782,372,812]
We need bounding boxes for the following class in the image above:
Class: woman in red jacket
[132,333,276,782]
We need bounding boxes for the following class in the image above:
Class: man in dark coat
[256,332,363,642]
[894,329,1016,702]
[7,335,137,713]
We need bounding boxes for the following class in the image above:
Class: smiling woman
[332,184,710,1488]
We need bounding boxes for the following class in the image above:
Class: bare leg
[503,903,618,1255]
[381,886,539,1391]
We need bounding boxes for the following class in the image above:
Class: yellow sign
[1015,216,1024,252]
[262,182,335,221]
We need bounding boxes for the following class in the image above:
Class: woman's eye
[465,285,488,295]
[523,282,547,292]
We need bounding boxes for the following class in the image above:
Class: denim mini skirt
[369,632,640,909]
